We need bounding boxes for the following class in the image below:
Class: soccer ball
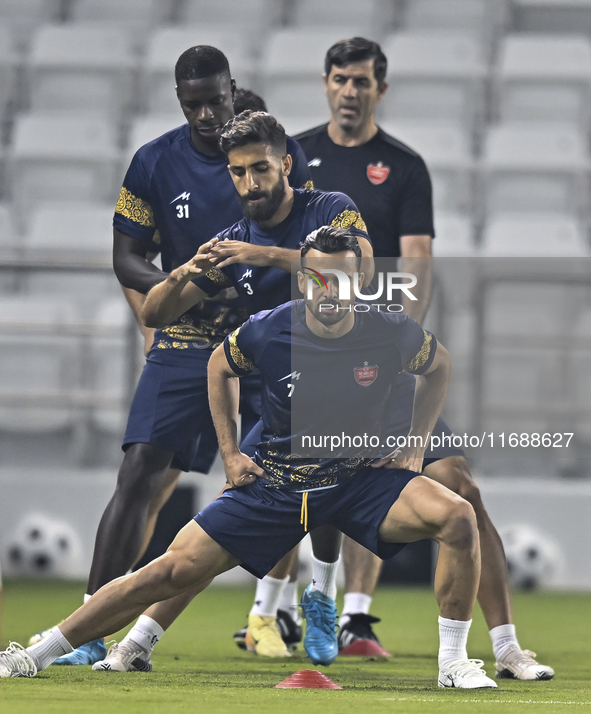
[3,513,81,578]
[500,524,560,591]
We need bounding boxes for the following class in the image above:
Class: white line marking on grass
[382,699,591,706]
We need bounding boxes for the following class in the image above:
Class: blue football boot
[300,585,338,666]
[52,638,107,665]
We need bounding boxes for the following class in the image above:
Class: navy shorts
[123,348,261,473]
[194,465,418,578]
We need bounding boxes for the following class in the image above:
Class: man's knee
[429,457,484,510]
[116,443,174,501]
[439,496,479,553]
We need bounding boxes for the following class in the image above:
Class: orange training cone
[275,670,343,689]
[339,639,392,658]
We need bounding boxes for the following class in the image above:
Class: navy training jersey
[223,300,437,490]
[193,189,369,316]
[295,124,434,258]
[113,122,311,349]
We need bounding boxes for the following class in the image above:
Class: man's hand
[223,452,266,487]
[371,446,424,473]
[209,240,269,268]
[168,238,219,285]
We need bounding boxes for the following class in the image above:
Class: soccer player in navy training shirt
[84,111,373,669]
[1,227,500,689]
[46,46,312,666]
[278,37,553,681]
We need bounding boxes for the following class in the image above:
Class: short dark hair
[325,37,387,85]
[220,111,286,157]
[175,45,230,84]
[233,88,267,114]
[301,226,362,269]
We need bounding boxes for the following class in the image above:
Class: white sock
[438,616,471,669]
[490,623,520,661]
[84,593,92,603]
[27,627,73,670]
[122,615,164,653]
[340,592,372,627]
[250,575,288,617]
[278,579,300,624]
[310,554,339,600]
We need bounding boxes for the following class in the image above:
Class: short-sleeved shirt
[295,124,434,258]
[113,123,311,350]
[193,188,369,317]
[223,300,437,490]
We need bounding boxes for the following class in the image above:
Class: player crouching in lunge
[0,228,495,688]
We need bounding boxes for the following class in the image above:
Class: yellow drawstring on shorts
[300,491,309,532]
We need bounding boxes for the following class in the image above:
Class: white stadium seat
[513,0,591,35]
[380,121,475,213]
[480,123,591,216]
[179,0,283,30]
[124,114,184,168]
[26,24,137,118]
[432,212,476,256]
[290,0,392,33]
[23,202,114,263]
[0,297,83,435]
[0,23,17,121]
[480,212,589,256]
[70,0,174,25]
[262,28,361,118]
[90,298,134,437]
[8,113,121,228]
[495,33,591,127]
[144,27,257,114]
[380,31,487,132]
[402,0,507,55]
[0,0,61,48]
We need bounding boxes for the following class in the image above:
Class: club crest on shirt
[354,362,379,387]
[367,162,390,185]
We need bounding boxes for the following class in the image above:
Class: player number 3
[243,282,254,295]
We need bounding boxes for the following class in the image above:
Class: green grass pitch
[1,580,590,714]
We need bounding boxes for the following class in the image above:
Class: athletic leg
[377,474,495,688]
[21,522,239,673]
[87,443,176,594]
[133,468,182,568]
[423,456,554,680]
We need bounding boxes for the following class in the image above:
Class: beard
[238,174,286,222]
[309,299,350,325]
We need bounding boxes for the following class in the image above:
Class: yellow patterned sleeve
[115,187,155,228]
[227,327,254,373]
[404,330,434,374]
[301,180,314,190]
[204,267,232,287]
[331,209,367,233]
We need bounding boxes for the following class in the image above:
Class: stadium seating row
[1,115,590,235]
[4,23,591,131]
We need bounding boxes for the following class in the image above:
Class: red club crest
[367,162,390,185]
[354,362,379,387]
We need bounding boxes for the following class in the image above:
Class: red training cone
[339,640,392,658]
[275,670,343,689]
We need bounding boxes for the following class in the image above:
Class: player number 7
[287,383,295,397]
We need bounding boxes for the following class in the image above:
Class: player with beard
[83,111,372,671]
[0,227,499,690]
[38,47,311,667]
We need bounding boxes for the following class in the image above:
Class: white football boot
[92,640,152,672]
[438,659,497,688]
[0,643,37,678]
[495,646,554,680]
